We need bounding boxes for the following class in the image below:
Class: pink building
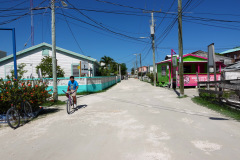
[138,66,148,73]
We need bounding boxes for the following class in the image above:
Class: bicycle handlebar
[62,90,76,95]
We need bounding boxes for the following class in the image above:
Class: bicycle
[6,94,33,129]
[62,90,77,114]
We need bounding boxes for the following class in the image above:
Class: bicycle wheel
[66,99,71,114]
[6,107,20,129]
[24,101,33,118]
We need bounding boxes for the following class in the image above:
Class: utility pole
[178,0,184,96]
[150,12,156,87]
[119,64,121,79]
[140,53,142,80]
[30,0,34,46]
[133,62,135,75]
[51,0,58,101]
[134,54,138,77]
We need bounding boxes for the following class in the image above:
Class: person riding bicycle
[66,76,78,108]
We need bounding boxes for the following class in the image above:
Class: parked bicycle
[6,93,33,129]
[62,90,77,114]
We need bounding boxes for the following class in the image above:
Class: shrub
[36,56,65,78]
[0,78,51,114]
[146,73,156,82]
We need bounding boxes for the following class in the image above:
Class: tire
[75,98,78,108]
[24,101,33,118]
[6,107,20,129]
[66,99,71,114]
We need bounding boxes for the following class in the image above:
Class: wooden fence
[196,72,240,106]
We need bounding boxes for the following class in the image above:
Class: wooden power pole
[51,0,58,100]
[178,0,184,96]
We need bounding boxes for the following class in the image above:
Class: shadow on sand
[69,104,88,114]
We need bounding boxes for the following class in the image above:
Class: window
[161,66,166,76]
[184,65,191,73]
[42,49,49,56]
[72,64,79,77]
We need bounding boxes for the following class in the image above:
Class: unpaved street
[0,79,240,160]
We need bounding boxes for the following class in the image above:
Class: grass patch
[41,100,66,107]
[192,96,240,121]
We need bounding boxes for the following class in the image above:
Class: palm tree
[100,56,114,69]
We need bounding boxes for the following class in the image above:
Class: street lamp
[133,54,138,77]
[0,28,17,79]
[139,37,150,39]
[61,0,68,7]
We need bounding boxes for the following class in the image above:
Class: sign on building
[172,56,177,67]
[81,61,89,74]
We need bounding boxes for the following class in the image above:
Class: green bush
[0,78,51,114]
[199,92,216,101]
[146,73,157,83]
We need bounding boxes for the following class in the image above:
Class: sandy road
[0,79,240,160]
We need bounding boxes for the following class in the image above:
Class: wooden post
[196,72,199,89]
[79,61,82,77]
[218,71,223,102]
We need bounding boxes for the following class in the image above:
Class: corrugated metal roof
[220,47,240,54]
[191,50,233,62]
[222,62,240,71]
[0,42,98,63]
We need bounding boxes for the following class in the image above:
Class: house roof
[0,42,98,63]
[157,50,233,65]
[220,47,240,54]
[191,50,232,61]
[222,62,240,71]
[157,53,207,64]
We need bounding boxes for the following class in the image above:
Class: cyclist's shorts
[67,90,76,96]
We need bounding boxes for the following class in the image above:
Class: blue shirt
[68,80,78,90]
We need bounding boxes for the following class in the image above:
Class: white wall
[0,47,96,79]
[225,71,240,80]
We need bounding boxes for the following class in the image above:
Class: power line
[57,11,149,44]
[0,0,28,14]
[155,0,176,31]
[64,1,147,43]
[95,0,149,11]
[155,0,195,46]
[59,6,85,55]
[56,15,149,45]
[0,0,48,25]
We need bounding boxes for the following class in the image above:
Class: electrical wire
[57,11,149,44]
[65,0,147,43]
[59,6,85,54]
[0,0,28,14]
[0,0,48,25]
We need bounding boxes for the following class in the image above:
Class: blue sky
[0,0,240,71]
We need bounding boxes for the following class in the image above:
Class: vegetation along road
[0,79,240,160]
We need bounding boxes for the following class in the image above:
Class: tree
[7,63,27,80]
[99,56,116,76]
[120,63,127,75]
[131,68,134,75]
[36,56,65,78]
[100,56,114,68]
